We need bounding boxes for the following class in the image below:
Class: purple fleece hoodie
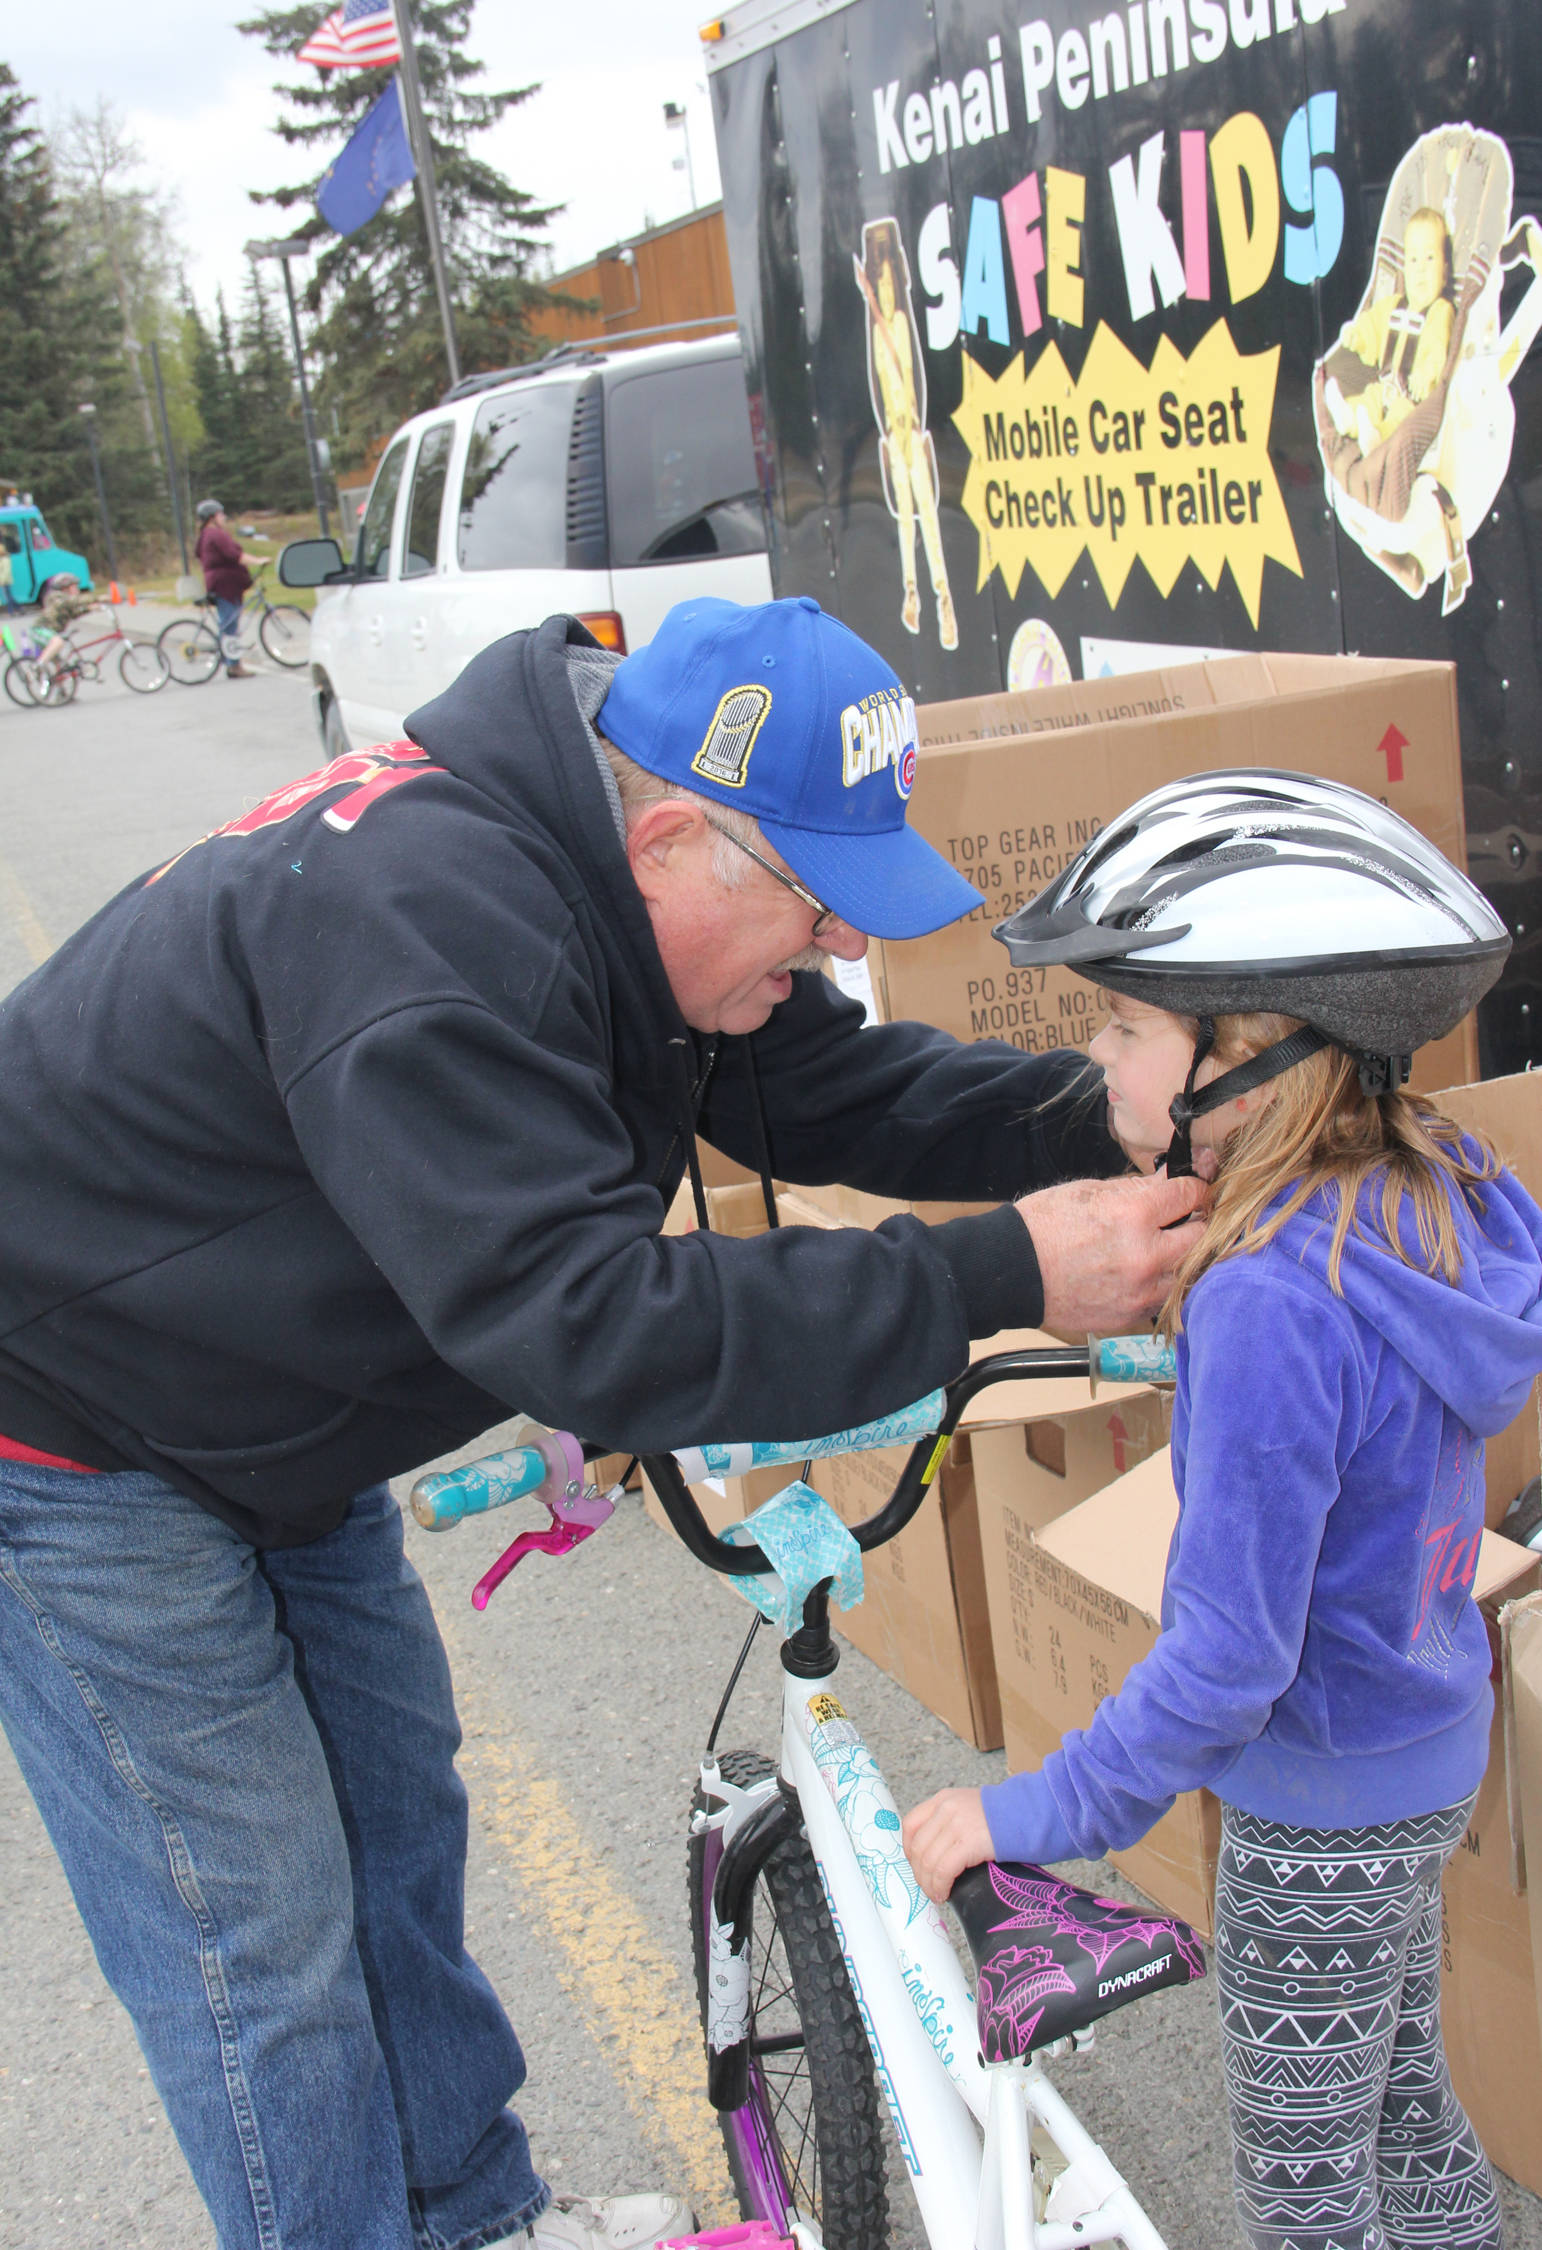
[984,1144,1542,1861]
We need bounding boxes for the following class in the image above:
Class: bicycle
[3,603,169,706]
[156,562,310,682]
[411,1334,1201,2249]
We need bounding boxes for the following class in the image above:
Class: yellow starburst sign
[953,319,1301,627]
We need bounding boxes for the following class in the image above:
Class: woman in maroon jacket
[194,498,254,678]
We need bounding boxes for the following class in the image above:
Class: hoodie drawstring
[667,1037,713,1230]
[740,1037,781,1231]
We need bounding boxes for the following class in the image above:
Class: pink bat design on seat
[984,1864,1205,1980]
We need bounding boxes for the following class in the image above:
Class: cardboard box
[972,1384,1172,1540]
[1442,1552,1542,2198]
[1439,1072,1542,1527]
[1505,1592,1542,2112]
[843,653,1476,1094]
[1443,1701,1542,2197]
[985,1433,1535,1945]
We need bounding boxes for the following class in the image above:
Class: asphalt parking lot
[0,661,1538,2249]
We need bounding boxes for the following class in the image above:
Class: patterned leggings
[1214,1798,1501,2250]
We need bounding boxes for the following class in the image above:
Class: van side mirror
[279,537,351,588]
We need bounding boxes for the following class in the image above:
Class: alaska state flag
[316,79,415,236]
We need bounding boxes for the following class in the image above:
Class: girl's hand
[902,1787,994,1903]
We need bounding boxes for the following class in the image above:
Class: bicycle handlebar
[407,1336,1174,1579]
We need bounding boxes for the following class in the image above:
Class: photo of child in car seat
[1311,122,1542,613]
[1322,205,1454,455]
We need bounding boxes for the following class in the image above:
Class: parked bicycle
[157,562,310,683]
[413,1335,1200,2250]
[2,603,169,707]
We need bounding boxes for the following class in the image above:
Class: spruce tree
[235,273,313,512]
[186,295,247,509]
[237,0,563,466]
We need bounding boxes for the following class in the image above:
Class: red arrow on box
[1378,723,1408,784]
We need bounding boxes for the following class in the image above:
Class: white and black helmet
[995,769,1509,1173]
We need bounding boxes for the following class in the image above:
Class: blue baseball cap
[597,596,981,940]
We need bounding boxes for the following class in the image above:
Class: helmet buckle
[1357,1053,1412,1098]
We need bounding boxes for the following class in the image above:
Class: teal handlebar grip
[1089,1333,1177,1389]
[410,1443,549,1531]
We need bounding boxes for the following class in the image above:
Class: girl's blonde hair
[1162,1008,1501,1336]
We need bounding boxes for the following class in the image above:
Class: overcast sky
[7,1,724,312]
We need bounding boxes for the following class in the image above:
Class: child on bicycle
[902,771,1541,2250]
[34,571,95,677]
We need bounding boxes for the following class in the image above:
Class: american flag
[297,0,402,69]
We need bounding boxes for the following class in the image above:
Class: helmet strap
[1162,1022,1330,1177]
[1162,1016,1216,1179]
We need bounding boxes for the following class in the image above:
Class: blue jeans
[0,1461,548,2250]
[215,593,245,669]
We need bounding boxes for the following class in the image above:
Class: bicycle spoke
[767,2073,820,2206]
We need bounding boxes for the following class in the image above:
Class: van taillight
[578,610,626,653]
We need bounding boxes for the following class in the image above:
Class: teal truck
[0,501,93,607]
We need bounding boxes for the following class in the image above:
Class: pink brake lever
[470,1432,615,1610]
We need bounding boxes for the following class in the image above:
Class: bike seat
[950,1861,1206,2062]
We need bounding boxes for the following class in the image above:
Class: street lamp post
[243,237,332,540]
[77,404,118,582]
[664,101,697,211]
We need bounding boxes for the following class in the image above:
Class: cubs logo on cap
[598,596,980,940]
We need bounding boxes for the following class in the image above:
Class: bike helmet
[994,769,1509,1175]
[196,498,223,521]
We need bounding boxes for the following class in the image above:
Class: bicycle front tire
[119,638,170,693]
[158,619,221,685]
[258,604,310,668]
[687,1749,888,2247]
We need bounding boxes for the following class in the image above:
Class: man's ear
[626,799,705,900]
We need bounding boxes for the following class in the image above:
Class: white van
[282,333,774,752]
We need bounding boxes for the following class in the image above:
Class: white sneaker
[523,2193,698,2249]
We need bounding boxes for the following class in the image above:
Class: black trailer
[703,0,1542,1073]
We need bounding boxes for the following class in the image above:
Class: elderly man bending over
[0,597,1201,2250]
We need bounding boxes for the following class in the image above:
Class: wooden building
[525,203,736,352]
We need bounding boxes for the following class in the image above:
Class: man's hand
[1015,1171,1209,1334]
[902,1787,995,1903]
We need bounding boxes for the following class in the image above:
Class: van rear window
[606,358,767,568]
[458,384,577,572]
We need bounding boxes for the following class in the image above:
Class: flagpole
[388,0,461,388]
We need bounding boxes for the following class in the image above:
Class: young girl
[903,770,1542,2250]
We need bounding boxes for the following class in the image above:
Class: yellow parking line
[447,1656,734,2225]
[0,850,51,966]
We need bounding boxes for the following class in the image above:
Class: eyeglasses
[705,819,841,938]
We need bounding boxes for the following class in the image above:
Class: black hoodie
[0,617,1115,1545]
